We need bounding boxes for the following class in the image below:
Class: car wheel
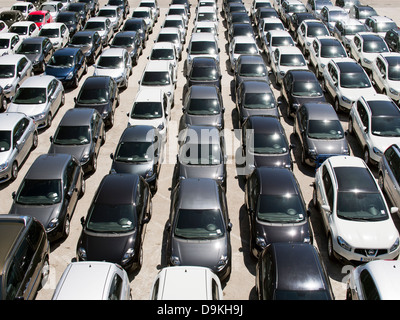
[79,176,85,198]
[91,154,97,173]
[60,91,65,106]
[83,63,88,75]
[312,187,318,208]
[31,131,38,150]
[73,76,79,88]
[327,234,335,261]
[378,172,384,191]
[1,97,6,112]
[62,215,71,239]
[11,161,18,181]
[101,128,106,145]
[39,256,50,289]
[47,113,52,128]
[347,118,354,135]
[334,99,340,113]
[364,148,371,165]
[108,111,114,128]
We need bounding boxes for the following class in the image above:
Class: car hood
[75,101,110,115]
[256,220,310,245]
[9,202,62,229]
[369,134,400,155]
[184,113,222,128]
[340,86,377,102]
[0,150,12,164]
[0,49,10,55]
[111,160,153,177]
[292,95,326,107]
[23,52,42,62]
[307,137,349,155]
[48,143,91,161]
[7,102,46,117]
[178,162,224,180]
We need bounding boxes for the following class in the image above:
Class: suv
[364,16,398,37]
[0,215,50,300]
[332,18,368,50]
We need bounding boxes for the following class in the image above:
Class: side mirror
[321,204,331,213]
[110,153,114,159]
[80,216,85,226]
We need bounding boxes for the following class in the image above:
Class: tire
[11,161,18,181]
[378,172,384,191]
[47,113,52,128]
[91,154,97,173]
[334,99,340,113]
[31,131,38,150]
[327,234,336,261]
[364,148,371,165]
[60,92,65,106]
[62,215,70,239]
[347,118,354,135]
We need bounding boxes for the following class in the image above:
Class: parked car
[0,112,38,183]
[97,5,123,32]
[39,22,70,49]
[384,29,400,53]
[335,0,360,12]
[67,2,90,25]
[0,54,32,100]
[10,1,37,18]
[294,102,350,166]
[228,23,255,43]
[138,0,159,22]
[349,4,377,23]
[319,5,349,33]
[166,178,232,281]
[68,30,102,65]
[8,75,64,129]
[131,7,154,34]
[312,155,400,263]
[251,0,273,23]
[257,17,285,41]
[305,0,333,19]
[78,0,99,16]
[234,54,268,90]
[39,1,65,20]
[332,18,368,51]
[0,215,50,300]
[74,75,119,128]
[155,27,183,60]
[0,10,24,28]
[52,262,131,300]
[9,21,40,41]
[287,12,315,38]
[246,167,312,257]
[162,14,187,43]
[122,18,148,48]
[149,42,178,82]
[27,10,53,29]
[263,29,295,64]
[0,33,23,56]
[150,266,223,300]
[192,21,218,36]
[83,17,114,46]
[9,153,85,241]
[110,31,142,65]
[365,15,398,38]
[256,242,334,299]
[185,57,221,92]
[348,94,400,165]
[108,0,130,19]
[296,19,330,56]
[195,6,217,29]
[280,0,307,27]
[55,11,83,37]
[228,36,259,71]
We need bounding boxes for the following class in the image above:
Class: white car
[186,32,220,75]
[322,57,376,111]
[0,21,8,34]
[39,22,70,49]
[0,54,32,99]
[39,1,65,20]
[149,42,178,83]
[192,21,218,37]
[371,52,400,104]
[162,14,186,43]
[250,0,272,22]
[313,155,400,263]
[263,29,295,63]
[127,88,169,144]
[347,258,400,300]
[9,21,40,41]
[319,5,349,34]
[349,32,390,71]
[93,48,132,88]
[332,18,368,51]
[305,0,333,20]
[131,7,155,33]
[229,36,259,71]
[52,261,131,300]
[296,19,330,56]
[0,33,22,56]
[139,60,175,108]
[280,0,307,26]
[194,6,218,33]
[10,2,37,18]
[155,27,183,60]
[348,94,400,165]
[257,17,284,40]
[308,36,348,78]
[139,0,159,22]
[150,266,223,300]
[97,5,123,31]
[84,17,114,47]
[365,15,397,38]
[270,45,308,85]
[167,4,189,27]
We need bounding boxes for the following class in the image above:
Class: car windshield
[195,26,216,33]
[97,56,124,68]
[174,209,225,239]
[307,25,329,37]
[9,26,28,35]
[190,66,218,80]
[315,1,332,10]
[320,44,347,58]
[233,26,253,38]
[114,141,154,162]
[358,7,377,19]
[375,22,397,33]
[344,24,367,35]
[234,43,258,54]
[123,22,141,31]
[271,36,294,47]
[164,20,183,29]
[112,36,134,47]
[363,39,388,53]
[77,88,108,104]
[13,87,46,104]
[53,125,90,145]
[98,9,116,17]
[329,11,348,22]
[15,179,62,205]
[307,120,344,139]
[28,15,44,22]
[0,130,11,152]
[187,98,220,115]
[132,11,150,18]
[287,4,306,13]
[244,92,276,109]
[141,71,170,85]
[280,54,306,66]
[40,28,60,38]
[189,41,217,54]
[257,194,305,223]
[263,22,284,31]
[11,5,28,12]
[371,116,400,137]
[130,101,163,119]
[292,81,323,97]
[336,191,389,221]
[340,72,371,88]
[157,33,179,44]
[179,143,222,165]
[86,203,137,233]
[48,55,75,67]
[150,48,174,60]
[239,63,267,77]
[0,65,15,78]
[85,21,105,31]
[197,12,216,22]
[0,39,10,49]
[70,35,92,45]
[249,132,288,154]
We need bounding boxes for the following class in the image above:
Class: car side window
[313,40,319,54]
[356,101,368,128]
[64,159,77,191]
[262,251,275,299]
[108,273,123,300]
[360,269,380,300]
[135,180,144,217]
[13,119,26,145]
[211,279,220,299]
[14,239,35,284]
[322,165,333,209]
[386,147,400,184]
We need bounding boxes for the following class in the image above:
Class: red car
[27,10,53,29]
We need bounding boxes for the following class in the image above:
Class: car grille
[354,248,388,257]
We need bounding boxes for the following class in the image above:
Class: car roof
[241,80,273,93]
[120,125,157,142]
[176,178,220,210]
[135,87,163,101]
[0,33,18,39]
[10,21,36,26]
[238,54,264,64]
[256,167,300,195]
[188,85,219,99]
[94,173,139,205]
[341,18,365,26]
[99,47,126,57]
[190,32,217,42]
[246,115,283,133]
[26,153,72,180]
[192,56,218,66]
[368,15,394,22]
[40,22,66,29]
[20,75,55,88]
[316,36,342,45]
[302,102,337,120]
[0,112,28,130]
[72,30,98,37]
[81,75,112,89]
[53,47,81,55]
[152,42,175,50]
[332,58,363,72]
[356,32,385,41]
[233,35,257,44]
[59,107,98,126]
[144,59,170,71]
[277,46,303,54]
[362,94,400,117]
[158,27,180,34]
[267,30,292,37]
[87,17,109,22]
[287,69,318,81]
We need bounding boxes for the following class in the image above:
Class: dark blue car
[45,47,88,88]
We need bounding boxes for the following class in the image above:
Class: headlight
[255,236,267,249]
[77,247,87,260]
[363,58,372,64]
[337,236,351,251]
[217,255,228,271]
[66,71,74,80]
[34,112,47,121]
[4,84,12,90]
[81,153,90,164]
[0,161,9,171]
[121,248,134,265]
[341,96,352,104]
[170,255,180,265]
[146,168,154,178]
[390,238,399,252]
[390,88,399,95]
[279,71,285,76]
[47,218,59,231]
[373,147,383,156]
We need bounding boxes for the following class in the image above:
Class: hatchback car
[16,36,54,73]
[294,102,350,166]
[8,75,64,129]
[256,242,334,300]
[0,32,23,56]
[228,23,255,43]
[131,7,154,34]
[76,173,152,271]
[48,107,105,173]
[0,54,32,100]
[0,112,38,183]
[149,42,178,82]
[162,15,186,43]
[39,1,65,20]
[234,54,269,90]
[110,125,162,192]
[229,36,259,71]
[83,17,114,46]
[45,47,87,88]
[74,75,119,128]
[27,10,53,29]
[263,30,295,64]
[0,215,50,300]
[384,29,400,53]
[39,22,70,49]
[10,2,37,18]
[281,69,326,117]
[110,31,142,65]
[348,4,377,24]
[97,5,123,32]
[185,57,221,92]
[52,261,131,300]
[9,153,84,241]
[280,0,307,26]
[312,155,400,263]
[348,94,400,165]
[55,11,82,37]
[245,167,312,257]
[166,178,232,281]
[365,15,398,38]
[9,21,40,41]
[68,30,102,65]
[296,19,330,57]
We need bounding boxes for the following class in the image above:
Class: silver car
[379,144,400,213]
[0,112,38,183]
[97,5,123,31]
[7,75,65,130]
[84,17,114,46]
[0,54,32,100]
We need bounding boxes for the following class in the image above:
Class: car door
[43,38,54,64]
[91,111,103,156]
[383,147,400,205]
[324,62,338,99]
[49,79,62,115]
[353,100,369,148]
[350,35,361,62]
[371,56,386,92]
[76,49,84,78]
[18,117,34,161]
[60,24,69,47]
[295,105,307,151]
[13,118,28,164]
[318,164,334,233]
[17,56,30,83]
[309,39,319,70]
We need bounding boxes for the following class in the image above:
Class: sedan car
[8,21,40,41]
[348,94,400,165]
[10,2,37,18]
[263,29,295,64]
[45,47,87,88]
[332,18,368,51]
[149,42,178,81]
[93,48,132,89]
[83,17,114,46]
[280,0,307,27]
[256,242,334,300]
[162,14,187,43]
[9,153,84,241]
[110,31,142,65]
[245,167,312,257]
[234,54,268,90]
[185,57,221,92]
[67,2,90,25]
[294,102,350,166]
[166,178,232,281]
[0,112,38,183]
[131,7,154,34]
[155,27,183,60]
[0,54,32,100]
[319,5,349,34]
[378,144,400,211]
[76,173,152,272]
[48,107,105,173]
[8,75,65,129]
[312,155,400,263]
[296,19,330,57]
[55,11,83,37]
[0,32,23,56]
[97,5,123,32]
[68,30,103,65]
[27,10,53,29]
[74,75,120,128]
[16,36,54,73]
[110,125,162,192]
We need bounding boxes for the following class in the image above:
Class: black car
[234,54,268,90]
[122,18,148,48]
[229,12,251,25]
[68,30,103,65]
[185,57,222,92]
[16,36,54,73]
[385,29,400,53]
[236,80,279,127]
[254,7,279,28]
[245,167,312,257]
[110,31,142,65]
[228,23,255,42]
[78,0,99,16]
[110,125,162,193]
[256,242,334,300]
[288,12,315,39]
[107,0,130,19]
[56,11,83,36]
[74,76,119,128]
[67,2,91,25]
[280,69,326,118]
[76,173,152,272]
[0,10,24,27]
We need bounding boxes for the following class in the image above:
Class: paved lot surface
[0,0,399,300]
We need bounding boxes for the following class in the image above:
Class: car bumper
[0,166,12,183]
